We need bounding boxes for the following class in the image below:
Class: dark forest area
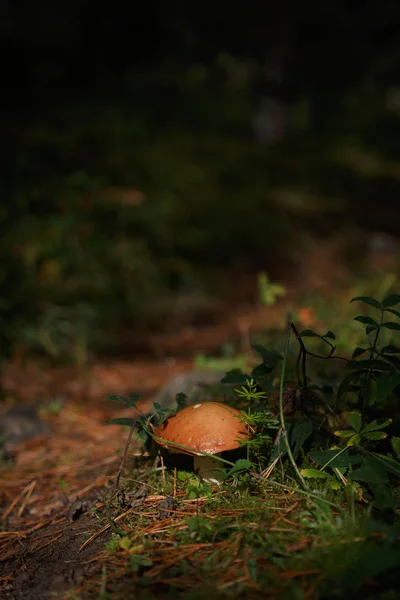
[1,0,400,360]
[1,3,400,600]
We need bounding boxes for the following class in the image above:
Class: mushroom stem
[193,454,224,485]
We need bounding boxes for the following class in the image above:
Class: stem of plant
[280,316,307,488]
[320,445,349,473]
[115,419,137,488]
[360,310,383,418]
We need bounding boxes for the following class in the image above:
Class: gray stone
[151,370,232,410]
[0,404,48,451]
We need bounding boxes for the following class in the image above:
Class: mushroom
[153,402,248,484]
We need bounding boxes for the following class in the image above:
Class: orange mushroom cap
[153,402,248,456]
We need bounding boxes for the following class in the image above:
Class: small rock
[0,404,48,451]
[151,370,230,410]
[158,495,176,519]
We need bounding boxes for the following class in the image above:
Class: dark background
[1,0,400,361]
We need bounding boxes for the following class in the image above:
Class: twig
[279,316,306,488]
[115,419,137,488]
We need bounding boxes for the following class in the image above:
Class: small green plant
[257,271,286,306]
[234,377,279,466]
[177,472,213,499]
[338,295,400,415]
[105,293,400,513]
[334,411,391,447]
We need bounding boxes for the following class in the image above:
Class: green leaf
[175,392,188,410]
[380,354,400,370]
[105,417,136,427]
[337,371,364,401]
[381,321,400,331]
[347,359,392,372]
[323,330,336,340]
[298,329,319,338]
[251,363,274,379]
[137,428,149,443]
[310,449,362,468]
[350,296,382,310]
[334,429,356,438]
[352,346,367,359]
[376,371,400,402]
[291,420,314,458]
[346,412,362,433]
[362,431,387,441]
[159,407,176,416]
[227,459,253,475]
[354,315,379,326]
[347,433,362,446]
[300,468,330,479]
[392,437,400,460]
[382,294,400,308]
[366,323,379,334]
[251,345,282,369]
[362,418,392,433]
[351,465,389,485]
[385,308,400,318]
[372,453,400,477]
[221,370,248,384]
[381,344,400,354]
[107,394,140,409]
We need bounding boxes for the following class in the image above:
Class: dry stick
[291,322,308,390]
[291,321,349,364]
[115,419,137,488]
[291,321,344,415]
[279,316,306,488]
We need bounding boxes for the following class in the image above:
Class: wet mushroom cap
[153,401,248,455]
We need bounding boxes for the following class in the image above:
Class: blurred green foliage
[1,58,400,361]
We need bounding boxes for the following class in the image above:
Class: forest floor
[1,234,399,600]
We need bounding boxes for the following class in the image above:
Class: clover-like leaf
[346,433,362,446]
[334,429,356,438]
[361,418,392,433]
[346,412,362,433]
[362,431,387,441]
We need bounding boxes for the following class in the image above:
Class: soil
[1,499,110,600]
[0,236,398,599]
